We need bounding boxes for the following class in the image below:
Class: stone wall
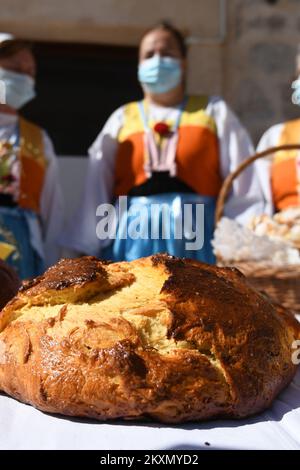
[0,0,300,144]
[224,0,300,144]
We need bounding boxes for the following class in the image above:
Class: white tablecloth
[1,365,300,450]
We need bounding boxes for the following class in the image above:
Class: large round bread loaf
[0,254,299,423]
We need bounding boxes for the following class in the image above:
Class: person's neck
[0,104,17,116]
[145,85,185,108]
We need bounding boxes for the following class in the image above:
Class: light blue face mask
[291,76,300,106]
[138,55,182,95]
[0,67,36,109]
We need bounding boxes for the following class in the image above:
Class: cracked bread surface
[0,253,299,423]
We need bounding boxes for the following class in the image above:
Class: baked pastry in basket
[0,254,299,423]
[249,207,300,249]
[0,260,20,311]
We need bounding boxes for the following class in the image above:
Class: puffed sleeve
[40,131,65,267]
[255,123,286,217]
[208,97,269,224]
[59,106,123,256]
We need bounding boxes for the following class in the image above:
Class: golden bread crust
[0,254,299,423]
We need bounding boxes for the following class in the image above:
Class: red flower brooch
[1,174,15,183]
[153,122,171,137]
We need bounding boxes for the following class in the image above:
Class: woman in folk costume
[256,45,300,215]
[0,33,64,279]
[62,22,264,263]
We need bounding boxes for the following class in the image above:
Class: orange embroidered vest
[114,95,222,197]
[271,119,300,211]
[18,117,47,213]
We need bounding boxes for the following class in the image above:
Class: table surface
[1,364,300,450]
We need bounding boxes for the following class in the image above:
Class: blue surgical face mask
[0,67,36,109]
[291,76,300,106]
[138,54,182,95]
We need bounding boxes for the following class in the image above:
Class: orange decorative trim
[18,117,47,213]
[114,96,220,196]
[271,119,300,210]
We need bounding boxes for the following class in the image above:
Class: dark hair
[0,40,33,59]
[140,21,187,58]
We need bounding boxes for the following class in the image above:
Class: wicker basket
[215,144,300,314]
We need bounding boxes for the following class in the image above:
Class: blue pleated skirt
[102,193,216,264]
[0,206,44,279]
